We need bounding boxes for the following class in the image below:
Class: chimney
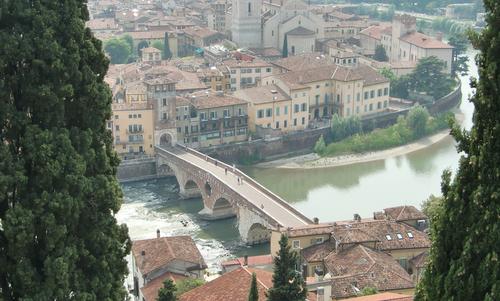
[156,229,160,238]
[313,217,319,224]
[243,255,248,266]
[353,213,361,222]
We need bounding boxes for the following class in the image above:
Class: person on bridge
[237,177,240,185]
[261,204,264,209]
[225,168,227,175]
[215,160,218,166]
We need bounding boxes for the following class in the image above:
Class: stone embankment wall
[117,157,158,183]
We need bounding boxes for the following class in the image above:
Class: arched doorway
[160,133,173,146]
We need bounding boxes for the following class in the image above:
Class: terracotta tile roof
[325,245,414,299]
[359,24,392,40]
[141,272,187,301]
[233,85,291,104]
[383,206,427,222]
[409,251,428,269]
[400,32,453,49]
[343,292,413,301]
[126,30,167,40]
[221,254,274,268]
[132,236,206,276]
[224,58,273,68]
[301,240,336,262]
[179,267,270,301]
[189,91,248,109]
[281,223,336,238]
[272,52,335,72]
[332,220,430,251]
[183,26,221,39]
[141,46,162,53]
[286,26,316,36]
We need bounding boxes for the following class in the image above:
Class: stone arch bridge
[155,145,312,244]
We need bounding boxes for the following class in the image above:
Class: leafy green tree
[406,106,430,139]
[267,235,307,301]
[105,37,132,64]
[0,1,130,300]
[137,40,150,54]
[420,194,443,225]
[282,35,288,58]
[358,287,378,296]
[415,1,500,299]
[373,45,389,62]
[380,68,410,99]
[248,273,259,301]
[152,41,164,54]
[448,33,470,76]
[314,135,326,155]
[164,32,173,60]
[158,279,177,301]
[122,34,134,52]
[175,278,204,297]
[408,56,453,99]
[331,114,363,141]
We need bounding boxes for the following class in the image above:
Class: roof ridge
[396,206,406,220]
[243,267,270,290]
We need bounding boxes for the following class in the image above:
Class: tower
[231,0,262,48]
[391,14,416,62]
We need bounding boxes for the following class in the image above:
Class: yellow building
[197,66,231,93]
[233,84,309,133]
[109,81,155,157]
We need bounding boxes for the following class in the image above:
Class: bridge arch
[204,181,212,196]
[180,179,202,199]
[213,197,232,209]
[160,133,174,146]
[246,222,272,245]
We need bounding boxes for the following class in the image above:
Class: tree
[448,33,470,76]
[406,106,430,139]
[137,40,150,54]
[408,56,453,99]
[152,41,165,54]
[358,287,378,296]
[175,278,204,297]
[314,135,326,155]
[267,235,307,301]
[164,32,173,60]
[248,273,259,301]
[122,34,134,53]
[282,35,288,58]
[158,279,177,301]
[0,1,130,300]
[420,194,443,225]
[105,37,132,64]
[415,0,500,299]
[374,45,389,62]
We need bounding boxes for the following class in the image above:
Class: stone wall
[117,157,158,183]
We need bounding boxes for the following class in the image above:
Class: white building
[231,0,262,48]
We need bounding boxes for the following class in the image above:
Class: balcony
[127,128,144,134]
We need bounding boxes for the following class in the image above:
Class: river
[116,50,478,273]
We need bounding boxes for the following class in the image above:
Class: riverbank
[256,128,453,169]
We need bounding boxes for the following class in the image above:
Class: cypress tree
[164,32,172,60]
[158,279,177,301]
[248,272,259,301]
[415,1,500,300]
[267,235,307,301]
[0,1,130,300]
[282,35,288,58]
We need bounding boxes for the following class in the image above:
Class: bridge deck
[159,146,311,228]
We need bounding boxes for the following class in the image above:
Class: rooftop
[400,31,453,49]
[141,272,187,301]
[189,91,248,109]
[343,292,413,301]
[383,205,427,222]
[233,85,291,105]
[272,52,335,72]
[286,26,316,36]
[359,24,392,40]
[132,235,206,276]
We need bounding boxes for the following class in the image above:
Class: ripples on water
[116,178,269,274]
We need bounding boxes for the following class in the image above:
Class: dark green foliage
[248,273,259,301]
[330,114,363,142]
[321,108,452,157]
[408,56,454,100]
[158,279,177,301]
[373,45,389,62]
[420,194,443,226]
[152,41,164,54]
[164,32,173,60]
[282,35,288,58]
[415,1,500,299]
[267,235,307,301]
[122,34,134,52]
[448,33,470,76]
[0,0,130,300]
[137,40,150,54]
[175,278,204,297]
[105,37,132,64]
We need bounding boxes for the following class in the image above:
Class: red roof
[141,273,187,301]
[343,292,413,301]
[221,254,273,268]
[400,32,453,49]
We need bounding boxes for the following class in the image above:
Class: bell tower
[231,0,262,48]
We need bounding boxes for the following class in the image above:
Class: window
[292,240,300,249]
[223,109,230,118]
[114,115,119,119]
[284,120,288,128]
[293,118,297,126]
[356,106,360,114]
[200,112,207,121]
[407,232,414,238]
[265,108,272,117]
[239,108,243,116]
[162,98,167,106]
[356,93,360,102]
[301,103,307,112]
[231,78,236,84]
[313,237,323,244]
[364,91,369,100]
[294,104,300,113]
[369,103,373,111]
[316,85,320,89]
[284,106,288,114]
[384,100,388,108]
[257,110,264,118]
[301,117,305,125]
[347,95,351,103]
[370,90,375,98]
[210,111,218,120]
[255,68,261,73]
[384,87,389,96]
[377,102,382,109]
[266,67,271,72]
[378,89,382,97]
[364,104,367,112]
[247,2,251,16]
[230,69,236,74]
[336,94,341,102]
[276,107,280,116]
[128,114,132,119]
[162,112,167,120]
[115,125,120,131]
[385,234,392,241]
[275,121,279,129]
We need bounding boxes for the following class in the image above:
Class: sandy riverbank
[256,129,453,169]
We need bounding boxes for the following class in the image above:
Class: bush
[314,135,326,154]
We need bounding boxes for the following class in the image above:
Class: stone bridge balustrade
[155,145,312,244]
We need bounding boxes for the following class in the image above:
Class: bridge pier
[198,205,236,220]
[238,206,273,245]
